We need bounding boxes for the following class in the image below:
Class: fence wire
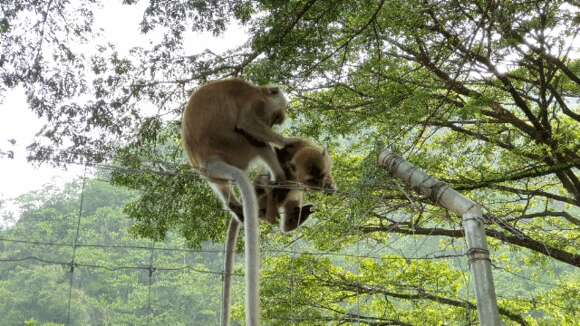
[0,158,571,325]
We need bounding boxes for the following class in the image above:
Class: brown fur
[255,138,337,232]
[181,78,291,221]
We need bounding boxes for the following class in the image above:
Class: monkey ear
[268,86,280,95]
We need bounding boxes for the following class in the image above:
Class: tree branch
[361,225,580,267]
[489,184,579,207]
[425,120,542,160]
[448,160,580,195]
[502,211,580,226]
[425,9,547,138]
[328,279,527,325]
[305,0,386,76]
[495,20,580,86]
[547,82,580,122]
[402,38,544,142]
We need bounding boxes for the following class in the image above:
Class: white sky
[0,2,248,222]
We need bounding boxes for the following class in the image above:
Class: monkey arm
[255,146,286,181]
[236,106,288,148]
[264,188,282,224]
[255,175,281,224]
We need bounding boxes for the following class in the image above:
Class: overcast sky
[0,2,247,222]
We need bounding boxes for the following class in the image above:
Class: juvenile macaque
[181,78,291,220]
[254,139,337,232]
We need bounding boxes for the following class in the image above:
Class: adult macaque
[181,78,292,220]
[181,78,292,326]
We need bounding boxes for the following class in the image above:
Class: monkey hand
[283,137,304,147]
[299,204,315,220]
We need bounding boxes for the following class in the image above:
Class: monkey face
[270,110,285,126]
[258,85,288,126]
[289,147,336,193]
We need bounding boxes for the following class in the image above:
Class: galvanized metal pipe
[207,161,261,326]
[379,150,501,326]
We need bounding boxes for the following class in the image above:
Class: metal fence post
[206,161,260,326]
[379,150,501,326]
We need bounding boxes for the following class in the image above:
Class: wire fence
[0,159,573,325]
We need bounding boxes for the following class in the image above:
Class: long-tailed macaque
[181,78,292,219]
[181,78,292,326]
[254,139,336,232]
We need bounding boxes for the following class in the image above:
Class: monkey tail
[221,218,240,326]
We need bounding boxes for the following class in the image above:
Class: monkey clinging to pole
[181,78,294,326]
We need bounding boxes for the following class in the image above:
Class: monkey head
[283,143,336,193]
[260,86,288,126]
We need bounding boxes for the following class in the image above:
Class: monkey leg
[280,200,315,233]
[222,218,240,326]
[254,175,279,225]
[209,181,244,222]
[255,179,268,219]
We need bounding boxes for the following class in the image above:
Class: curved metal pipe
[379,150,500,326]
[207,160,260,326]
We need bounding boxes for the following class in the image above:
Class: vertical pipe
[379,150,500,326]
[237,173,260,326]
[207,161,261,326]
[462,210,501,326]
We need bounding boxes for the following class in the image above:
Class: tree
[0,179,228,325]
[1,0,578,324]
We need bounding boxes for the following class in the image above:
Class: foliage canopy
[1,0,579,324]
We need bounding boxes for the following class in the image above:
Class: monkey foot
[229,203,244,223]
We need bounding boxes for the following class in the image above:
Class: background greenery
[1,0,578,325]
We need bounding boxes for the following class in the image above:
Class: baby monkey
[254,138,337,232]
